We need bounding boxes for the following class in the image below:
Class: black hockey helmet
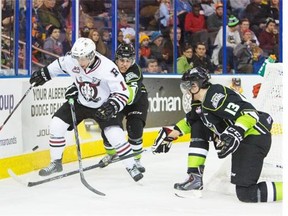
[180,67,211,92]
[115,43,136,61]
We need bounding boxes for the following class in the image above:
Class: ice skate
[98,154,118,168]
[174,165,204,198]
[134,159,145,173]
[39,159,63,176]
[126,165,143,182]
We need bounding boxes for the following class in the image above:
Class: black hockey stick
[8,149,145,187]
[0,83,35,132]
[68,98,105,196]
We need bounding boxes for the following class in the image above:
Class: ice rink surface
[0,143,283,216]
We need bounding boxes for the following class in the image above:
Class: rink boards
[0,74,266,179]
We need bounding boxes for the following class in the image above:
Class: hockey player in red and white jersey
[29,37,143,182]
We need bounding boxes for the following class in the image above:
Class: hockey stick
[68,98,105,196]
[0,83,35,132]
[8,149,145,187]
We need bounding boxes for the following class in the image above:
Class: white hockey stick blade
[174,189,202,198]
[7,169,29,186]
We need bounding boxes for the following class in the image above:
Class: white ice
[0,143,283,216]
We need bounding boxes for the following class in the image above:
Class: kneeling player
[152,67,282,202]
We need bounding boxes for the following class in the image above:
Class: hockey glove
[65,83,78,100]
[217,125,245,159]
[95,100,118,120]
[152,127,177,154]
[29,66,51,87]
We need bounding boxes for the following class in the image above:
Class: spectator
[118,11,135,44]
[118,11,131,29]
[117,29,125,46]
[80,16,96,37]
[252,46,266,73]
[1,0,14,30]
[149,31,164,63]
[211,15,241,73]
[162,26,182,73]
[43,25,63,63]
[268,0,279,22]
[88,29,109,57]
[200,0,215,17]
[258,17,279,57]
[244,0,270,37]
[32,16,44,62]
[177,44,194,74]
[206,2,224,49]
[192,42,215,73]
[158,0,171,36]
[62,27,72,54]
[121,27,136,44]
[229,0,250,19]
[139,33,151,68]
[238,18,259,46]
[176,0,192,44]
[37,0,66,38]
[56,0,71,22]
[139,1,159,30]
[101,28,112,58]
[1,36,12,68]
[207,3,224,34]
[184,3,208,48]
[145,58,162,74]
[234,29,259,74]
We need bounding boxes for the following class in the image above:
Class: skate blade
[174,189,202,198]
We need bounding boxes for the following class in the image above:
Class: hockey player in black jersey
[30,38,143,182]
[98,43,149,173]
[152,66,282,202]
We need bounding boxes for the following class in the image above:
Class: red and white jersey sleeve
[47,54,129,110]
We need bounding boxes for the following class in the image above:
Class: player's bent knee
[127,118,144,139]
[236,185,259,203]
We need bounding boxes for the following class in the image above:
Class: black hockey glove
[29,66,51,87]
[65,83,78,100]
[95,100,119,120]
[152,127,177,154]
[217,125,245,159]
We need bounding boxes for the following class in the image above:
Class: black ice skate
[134,159,145,173]
[126,165,143,182]
[174,165,204,198]
[39,159,63,176]
[98,154,118,168]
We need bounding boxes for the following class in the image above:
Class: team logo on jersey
[125,72,138,82]
[72,66,81,73]
[211,93,225,108]
[110,68,119,77]
[76,77,101,102]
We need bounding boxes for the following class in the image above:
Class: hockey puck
[32,146,39,151]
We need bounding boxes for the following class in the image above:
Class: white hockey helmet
[71,37,96,61]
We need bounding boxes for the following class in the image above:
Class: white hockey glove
[152,127,177,154]
[217,125,245,159]
[65,83,78,100]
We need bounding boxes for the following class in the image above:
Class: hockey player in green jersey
[152,66,282,202]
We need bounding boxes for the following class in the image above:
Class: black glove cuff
[109,99,119,114]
